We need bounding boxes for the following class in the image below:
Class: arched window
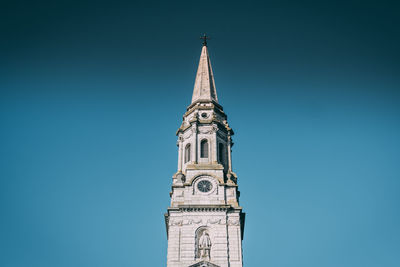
[218,143,224,163]
[184,144,191,163]
[200,139,208,158]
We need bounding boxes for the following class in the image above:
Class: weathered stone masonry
[165,43,245,267]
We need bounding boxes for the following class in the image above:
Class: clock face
[197,180,212,193]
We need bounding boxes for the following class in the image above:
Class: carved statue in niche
[195,227,212,260]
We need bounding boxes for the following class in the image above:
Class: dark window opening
[185,144,191,163]
[218,143,224,163]
[200,139,208,158]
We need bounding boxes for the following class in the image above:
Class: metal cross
[200,34,210,46]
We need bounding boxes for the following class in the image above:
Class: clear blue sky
[1,1,399,266]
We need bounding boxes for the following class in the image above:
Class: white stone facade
[165,45,245,267]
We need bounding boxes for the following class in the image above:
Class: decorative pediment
[188,261,220,267]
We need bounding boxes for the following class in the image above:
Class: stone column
[227,135,232,172]
[177,135,183,172]
[212,125,218,164]
[193,124,198,163]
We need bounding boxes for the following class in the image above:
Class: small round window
[197,180,212,192]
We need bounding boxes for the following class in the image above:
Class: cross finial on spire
[200,34,210,46]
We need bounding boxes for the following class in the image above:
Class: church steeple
[166,40,245,267]
[191,43,218,104]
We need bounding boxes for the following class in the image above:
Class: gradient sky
[1,1,399,267]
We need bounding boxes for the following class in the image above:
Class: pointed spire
[191,43,218,104]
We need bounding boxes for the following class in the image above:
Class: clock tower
[165,39,245,267]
